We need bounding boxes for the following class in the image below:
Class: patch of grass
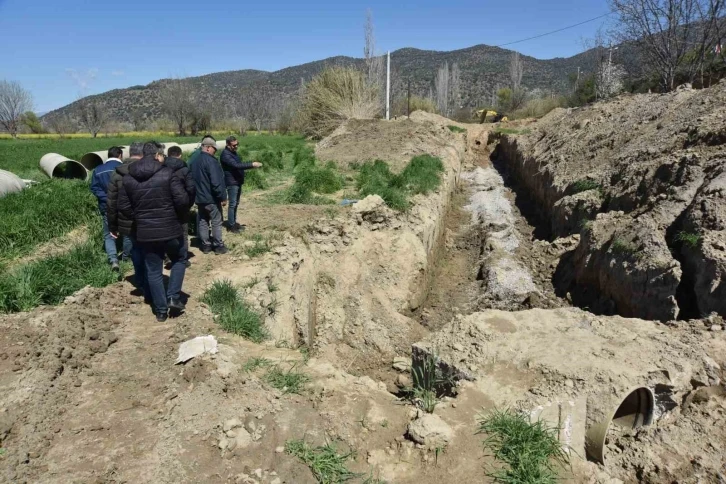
[264,364,310,394]
[410,352,446,413]
[285,160,342,205]
[293,145,316,169]
[357,155,444,212]
[570,179,601,194]
[0,179,97,262]
[0,224,123,313]
[243,357,273,372]
[200,279,268,343]
[610,238,640,259]
[477,408,570,484]
[675,231,701,249]
[242,233,277,258]
[285,439,360,483]
[244,169,268,190]
[258,147,285,171]
[447,125,467,133]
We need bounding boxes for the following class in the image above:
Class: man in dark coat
[220,135,262,233]
[108,142,146,295]
[165,145,196,267]
[190,136,228,254]
[119,141,189,322]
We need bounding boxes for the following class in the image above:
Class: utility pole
[386,51,391,120]
[407,80,411,117]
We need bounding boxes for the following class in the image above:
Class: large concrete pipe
[79,150,107,170]
[0,169,26,198]
[585,386,655,464]
[39,153,88,180]
[178,142,200,153]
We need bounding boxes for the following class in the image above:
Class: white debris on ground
[175,335,219,364]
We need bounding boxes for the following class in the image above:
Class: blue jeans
[142,237,187,316]
[101,211,131,264]
[227,185,241,227]
[128,236,148,299]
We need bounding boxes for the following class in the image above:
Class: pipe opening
[52,161,88,180]
[80,153,104,170]
[612,387,655,429]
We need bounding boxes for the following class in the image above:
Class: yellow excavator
[476,109,508,123]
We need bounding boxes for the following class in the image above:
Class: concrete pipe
[178,143,200,153]
[39,153,88,180]
[79,150,108,170]
[0,169,26,198]
[585,386,655,464]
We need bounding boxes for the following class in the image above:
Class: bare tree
[597,62,627,98]
[159,78,195,135]
[77,98,107,138]
[510,52,524,90]
[47,114,74,138]
[239,89,273,133]
[435,62,450,115]
[450,63,461,112]
[0,80,33,138]
[609,0,726,91]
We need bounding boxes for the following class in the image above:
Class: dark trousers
[227,185,241,227]
[198,203,224,248]
[128,235,148,299]
[141,237,187,316]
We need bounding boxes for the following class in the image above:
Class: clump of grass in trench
[264,364,310,394]
[570,179,601,194]
[477,408,570,484]
[357,155,444,211]
[0,179,97,262]
[200,279,267,342]
[285,439,361,483]
[676,231,701,249]
[0,224,122,313]
[610,237,641,259]
[448,125,466,133]
[401,351,454,414]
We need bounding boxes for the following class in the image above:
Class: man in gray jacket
[190,136,228,254]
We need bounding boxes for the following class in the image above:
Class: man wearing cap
[190,135,228,254]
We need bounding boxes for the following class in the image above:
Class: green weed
[243,357,273,372]
[293,145,316,169]
[0,224,122,313]
[477,408,570,484]
[447,125,467,133]
[357,156,444,211]
[258,147,285,171]
[610,238,640,259]
[244,169,268,190]
[285,439,360,483]
[200,279,267,343]
[242,233,277,258]
[675,231,701,249]
[570,179,600,194]
[264,364,310,394]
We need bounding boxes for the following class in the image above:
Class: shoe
[227,226,240,234]
[234,223,246,232]
[185,260,192,268]
[168,298,186,311]
[156,312,168,323]
[214,245,229,255]
[111,261,120,272]
[201,245,212,254]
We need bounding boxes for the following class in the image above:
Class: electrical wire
[495,12,614,47]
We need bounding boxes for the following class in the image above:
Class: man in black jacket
[220,135,262,233]
[165,145,196,267]
[190,136,228,254]
[119,141,189,322]
[108,142,146,296]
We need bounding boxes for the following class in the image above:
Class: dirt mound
[497,81,726,320]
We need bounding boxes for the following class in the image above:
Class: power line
[495,12,614,48]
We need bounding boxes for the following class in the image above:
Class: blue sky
[0,0,611,112]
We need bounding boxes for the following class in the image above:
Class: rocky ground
[0,106,724,483]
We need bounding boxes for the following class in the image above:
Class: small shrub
[477,408,570,483]
[294,165,343,194]
[264,364,310,394]
[675,231,701,249]
[258,148,284,171]
[244,169,268,190]
[409,351,452,413]
[399,155,445,195]
[356,156,444,211]
[285,439,360,482]
[200,278,238,312]
[571,179,601,194]
[448,125,466,133]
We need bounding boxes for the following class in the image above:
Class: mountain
[42,43,627,126]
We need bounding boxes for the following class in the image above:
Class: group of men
[89,135,262,322]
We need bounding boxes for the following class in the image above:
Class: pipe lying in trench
[39,153,88,180]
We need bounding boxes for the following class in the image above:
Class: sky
[0,0,612,113]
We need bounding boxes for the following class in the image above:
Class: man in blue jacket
[190,136,228,254]
[220,135,262,233]
[90,146,124,271]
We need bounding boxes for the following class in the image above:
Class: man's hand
[252,162,262,168]
[221,200,228,207]
[110,232,118,239]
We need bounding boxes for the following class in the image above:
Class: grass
[243,357,273,372]
[264,364,310,394]
[675,231,701,249]
[477,409,570,484]
[357,155,444,211]
[493,127,531,136]
[0,223,122,313]
[409,351,450,413]
[570,179,601,194]
[0,179,97,262]
[447,125,467,133]
[610,238,641,259]
[200,279,267,343]
[285,439,360,483]
[239,233,278,258]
